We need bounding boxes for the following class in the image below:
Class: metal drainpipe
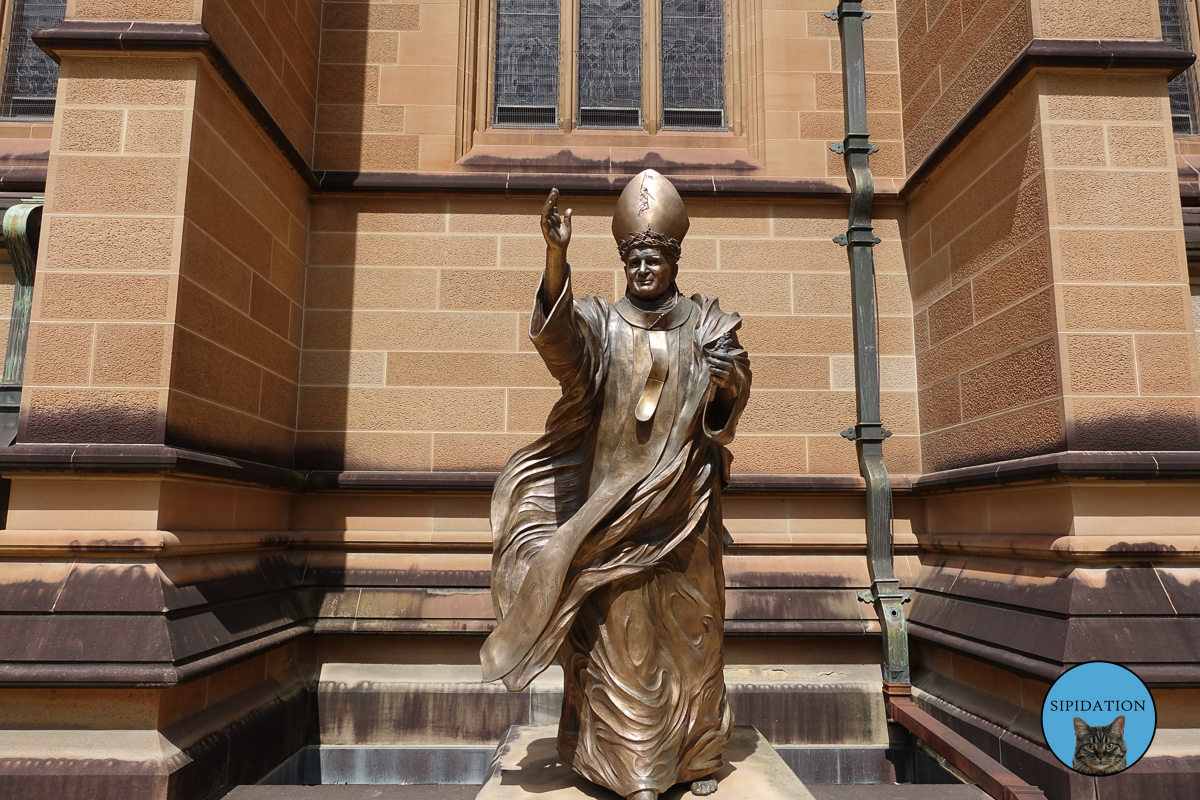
[829,1,911,688]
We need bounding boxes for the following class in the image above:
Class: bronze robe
[482,275,751,797]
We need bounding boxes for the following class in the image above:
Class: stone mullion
[560,0,578,132]
[644,0,662,133]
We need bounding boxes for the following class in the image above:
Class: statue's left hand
[705,350,738,392]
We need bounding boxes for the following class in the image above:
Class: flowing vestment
[484,275,752,797]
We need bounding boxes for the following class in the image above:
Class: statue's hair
[617,230,681,264]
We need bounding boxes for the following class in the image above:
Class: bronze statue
[481,170,752,800]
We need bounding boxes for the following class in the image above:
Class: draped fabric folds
[485,274,752,797]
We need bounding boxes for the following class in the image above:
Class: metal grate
[0,0,65,120]
[1161,0,1200,135]
[492,0,561,129]
[663,108,722,129]
[578,0,642,129]
[661,0,725,130]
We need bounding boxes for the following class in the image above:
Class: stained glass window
[0,0,66,120]
[661,0,725,130]
[577,0,643,129]
[1161,0,1200,135]
[493,0,561,128]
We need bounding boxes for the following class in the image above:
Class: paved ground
[808,786,989,799]
[219,787,479,799]
[219,782,988,799]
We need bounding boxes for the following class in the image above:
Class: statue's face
[624,247,675,301]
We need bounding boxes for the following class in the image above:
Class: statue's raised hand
[541,188,572,254]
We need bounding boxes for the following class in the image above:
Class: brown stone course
[1066,335,1138,395]
[969,234,1052,321]
[167,390,295,466]
[175,278,298,389]
[919,376,963,431]
[917,289,1056,389]
[71,0,199,19]
[297,430,433,470]
[926,283,974,346]
[92,324,171,387]
[42,216,178,272]
[22,388,164,444]
[306,266,439,310]
[433,432,540,470]
[60,57,191,107]
[310,232,499,268]
[171,328,263,416]
[50,155,184,216]
[923,398,1066,472]
[959,339,1061,423]
[58,108,123,153]
[1051,169,1177,228]
[1037,0,1159,39]
[23,323,94,386]
[303,309,518,353]
[1134,334,1200,396]
[301,351,386,386]
[385,353,557,389]
[37,273,173,323]
[1061,285,1188,333]
[506,388,559,433]
[1069,397,1200,451]
[161,64,309,464]
[179,222,252,312]
[297,386,506,432]
[323,2,421,32]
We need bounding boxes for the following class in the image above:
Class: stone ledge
[5,444,1200,496]
[315,664,888,748]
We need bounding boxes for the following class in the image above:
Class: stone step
[809,787,988,799]
[220,788,477,799]
[317,663,890,748]
[222,784,987,800]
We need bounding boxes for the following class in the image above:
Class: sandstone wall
[298,196,919,475]
[201,0,321,161]
[315,0,458,171]
[907,66,1197,471]
[167,67,309,466]
[66,0,202,20]
[1044,72,1199,450]
[898,0,1033,173]
[314,0,905,180]
[65,2,319,160]
[907,76,1059,471]
[20,57,195,443]
[754,0,904,178]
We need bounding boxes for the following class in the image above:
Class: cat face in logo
[1072,716,1127,775]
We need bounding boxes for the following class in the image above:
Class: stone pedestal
[475,725,816,799]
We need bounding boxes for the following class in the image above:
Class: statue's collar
[615,293,693,330]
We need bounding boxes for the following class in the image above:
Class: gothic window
[0,0,67,120]
[661,0,725,130]
[577,0,643,129]
[490,0,728,132]
[492,0,562,128]
[1161,0,1200,135]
